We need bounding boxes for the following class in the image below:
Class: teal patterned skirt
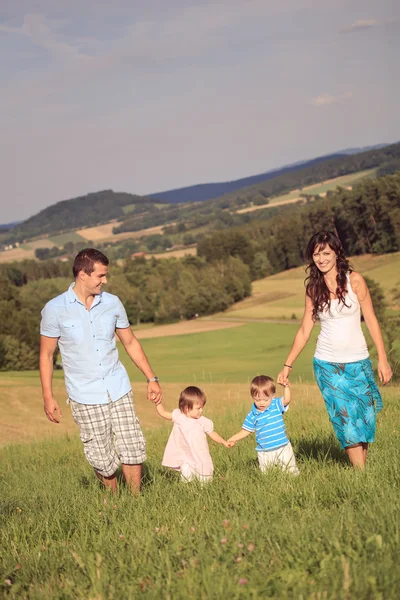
[313,357,383,449]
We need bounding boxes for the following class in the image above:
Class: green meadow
[126,323,318,384]
[1,252,399,598]
[49,231,86,247]
[1,319,400,598]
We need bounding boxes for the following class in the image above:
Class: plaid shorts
[69,390,146,477]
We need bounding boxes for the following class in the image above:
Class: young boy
[228,375,299,474]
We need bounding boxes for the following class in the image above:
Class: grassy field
[0,372,399,598]
[221,252,400,321]
[235,169,378,215]
[1,316,399,598]
[125,323,318,384]
[49,231,86,247]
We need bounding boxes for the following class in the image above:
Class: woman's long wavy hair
[305,231,351,319]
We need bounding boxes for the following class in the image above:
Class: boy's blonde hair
[250,375,276,399]
[179,386,206,413]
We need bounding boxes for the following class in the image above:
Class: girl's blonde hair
[179,386,206,413]
[250,375,276,399]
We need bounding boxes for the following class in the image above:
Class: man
[40,248,162,493]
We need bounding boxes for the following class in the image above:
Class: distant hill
[3,142,399,244]
[0,221,21,231]
[148,144,390,204]
[6,190,160,243]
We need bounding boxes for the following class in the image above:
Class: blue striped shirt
[242,397,289,451]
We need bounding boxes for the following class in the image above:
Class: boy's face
[253,393,273,412]
[186,402,204,419]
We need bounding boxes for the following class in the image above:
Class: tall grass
[1,387,399,599]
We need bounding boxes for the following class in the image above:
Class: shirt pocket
[97,316,116,340]
[61,319,84,342]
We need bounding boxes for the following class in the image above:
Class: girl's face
[312,244,337,274]
[185,402,204,419]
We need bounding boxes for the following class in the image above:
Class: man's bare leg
[122,464,142,495]
[345,443,366,469]
[95,470,118,492]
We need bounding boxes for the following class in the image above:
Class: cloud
[310,92,353,107]
[341,19,378,33]
[0,13,88,60]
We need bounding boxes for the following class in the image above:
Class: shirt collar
[67,282,102,308]
[67,283,78,303]
[252,403,266,415]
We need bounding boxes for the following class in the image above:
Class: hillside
[2,142,399,246]
[4,190,161,244]
[148,144,389,203]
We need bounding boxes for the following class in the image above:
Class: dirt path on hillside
[134,319,244,339]
[236,196,304,214]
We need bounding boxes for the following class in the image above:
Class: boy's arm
[207,431,230,448]
[282,383,291,407]
[155,403,173,421]
[227,429,252,446]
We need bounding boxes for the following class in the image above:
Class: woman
[277,231,392,468]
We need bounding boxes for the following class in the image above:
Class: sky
[1,0,399,223]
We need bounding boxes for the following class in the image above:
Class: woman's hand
[377,358,392,385]
[277,366,292,386]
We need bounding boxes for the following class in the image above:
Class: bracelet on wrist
[284,364,293,369]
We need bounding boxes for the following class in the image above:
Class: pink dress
[162,409,214,477]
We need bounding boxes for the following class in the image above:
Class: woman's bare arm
[351,272,392,384]
[277,294,315,385]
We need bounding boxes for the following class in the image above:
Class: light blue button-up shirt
[40,283,132,405]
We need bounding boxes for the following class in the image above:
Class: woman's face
[312,244,337,274]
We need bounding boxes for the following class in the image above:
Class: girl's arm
[227,429,252,446]
[351,272,392,384]
[207,431,230,448]
[277,294,315,385]
[155,403,173,421]
[281,383,291,407]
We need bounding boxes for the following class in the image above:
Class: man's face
[83,262,108,295]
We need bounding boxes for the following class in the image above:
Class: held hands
[44,395,62,423]
[148,382,162,404]
[378,358,392,385]
[277,366,292,386]
[227,438,236,447]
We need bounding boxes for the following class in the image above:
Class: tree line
[0,256,251,371]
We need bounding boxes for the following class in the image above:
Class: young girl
[155,386,229,483]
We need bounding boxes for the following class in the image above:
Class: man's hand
[44,396,62,423]
[148,382,162,404]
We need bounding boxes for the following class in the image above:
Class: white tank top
[314,273,369,363]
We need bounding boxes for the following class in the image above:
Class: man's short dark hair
[72,248,109,278]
